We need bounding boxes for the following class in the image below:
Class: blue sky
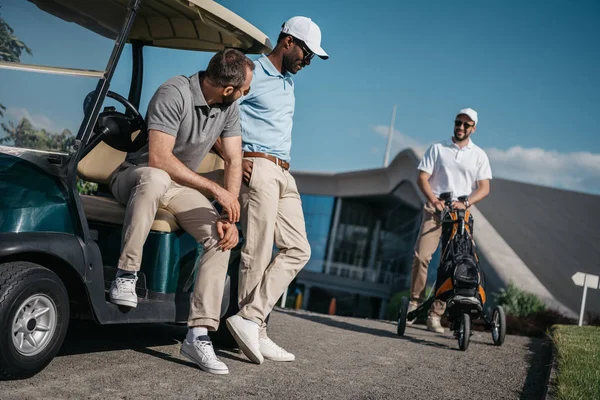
[1,0,599,194]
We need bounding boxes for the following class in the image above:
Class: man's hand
[452,201,467,210]
[433,199,445,213]
[216,220,239,250]
[242,159,253,186]
[212,186,240,223]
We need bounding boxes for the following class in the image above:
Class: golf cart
[0,0,271,378]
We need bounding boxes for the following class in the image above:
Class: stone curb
[543,334,558,400]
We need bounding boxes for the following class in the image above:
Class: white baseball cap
[457,108,478,126]
[281,16,329,59]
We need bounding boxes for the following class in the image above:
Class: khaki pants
[237,158,311,326]
[410,203,445,318]
[110,164,229,330]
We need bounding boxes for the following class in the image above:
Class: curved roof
[293,148,425,209]
[30,0,272,54]
[294,147,600,317]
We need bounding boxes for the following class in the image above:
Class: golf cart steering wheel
[84,90,148,152]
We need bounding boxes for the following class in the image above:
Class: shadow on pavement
[519,337,553,400]
[56,320,189,357]
[278,309,399,339]
[280,309,461,351]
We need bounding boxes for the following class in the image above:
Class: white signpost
[571,272,600,326]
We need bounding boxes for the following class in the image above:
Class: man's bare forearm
[418,175,439,205]
[224,157,242,197]
[149,153,218,195]
[467,180,490,206]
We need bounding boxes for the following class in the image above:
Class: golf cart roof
[29,0,273,54]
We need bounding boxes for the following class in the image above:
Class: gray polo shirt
[126,72,241,172]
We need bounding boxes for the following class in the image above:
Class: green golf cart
[0,0,271,378]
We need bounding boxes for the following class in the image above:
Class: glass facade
[293,190,424,319]
[325,197,421,289]
[300,195,335,273]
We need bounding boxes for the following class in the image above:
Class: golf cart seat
[77,137,224,233]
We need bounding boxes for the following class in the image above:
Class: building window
[300,195,335,273]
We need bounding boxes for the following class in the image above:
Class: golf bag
[434,209,486,305]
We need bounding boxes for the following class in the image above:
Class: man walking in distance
[108,49,254,374]
[225,16,329,364]
[408,108,492,333]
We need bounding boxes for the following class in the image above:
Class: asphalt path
[0,308,551,399]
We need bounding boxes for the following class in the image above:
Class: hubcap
[12,294,57,356]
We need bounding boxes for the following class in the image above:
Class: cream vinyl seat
[77,134,224,233]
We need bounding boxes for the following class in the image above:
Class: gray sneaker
[427,316,445,333]
[180,336,229,375]
[406,301,419,326]
[109,276,138,308]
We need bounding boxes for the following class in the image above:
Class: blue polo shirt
[239,55,295,162]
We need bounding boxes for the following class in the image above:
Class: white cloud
[485,146,600,194]
[6,108,59,132]
[372,125,427,157]
[372,126,600,195]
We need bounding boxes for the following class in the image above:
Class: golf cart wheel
[457,313,471,351]
[396,297,409,336]
[0,262,70,378]
[491,305,506,346]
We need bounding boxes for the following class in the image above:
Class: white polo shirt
[418,138,492,199]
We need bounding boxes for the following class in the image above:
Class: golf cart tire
[492,305,506,346]
[458,313,471,351]
[0,262,70,379]
[397,296,409,336]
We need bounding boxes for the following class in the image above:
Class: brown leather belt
[243,151,290,170]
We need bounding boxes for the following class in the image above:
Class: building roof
[475,178,600,316]
[294,149,424,209]
[294,148,600,318]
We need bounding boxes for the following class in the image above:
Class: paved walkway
[0,309,551,399]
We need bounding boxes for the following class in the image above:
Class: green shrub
[77,179,98,195]
[493,282,547,317]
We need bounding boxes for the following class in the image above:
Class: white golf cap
[281,16,329,59]
[457,108,478,126]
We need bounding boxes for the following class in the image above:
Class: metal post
[578,274,589,326]
[325,198,343,273]
[280,286,288,308]
[383,104,397,167]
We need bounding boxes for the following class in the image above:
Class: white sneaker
[406,301,419,326]
[226,315,263,364]
[109,276,138,308]
[427,316,445,333]
[180,336,229,375]
[259,336,295,362]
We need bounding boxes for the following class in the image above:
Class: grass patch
[551,325,600,400]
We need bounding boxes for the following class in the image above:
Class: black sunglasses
[454,120,475,129]
[294,38,314,62]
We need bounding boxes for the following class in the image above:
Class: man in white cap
[407,108,492,333]
[225,16,328,364]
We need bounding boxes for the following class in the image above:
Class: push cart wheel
[396,297,409,336]
[491,305,506,346]
[457,313,471,351]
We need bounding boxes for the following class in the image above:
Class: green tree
[1,10,32,119]
[1,117,75,152]
[0,10,32,63]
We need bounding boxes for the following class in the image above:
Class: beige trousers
[237,158,311,325]
[110,164,229,330]
[410,203,446,318]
